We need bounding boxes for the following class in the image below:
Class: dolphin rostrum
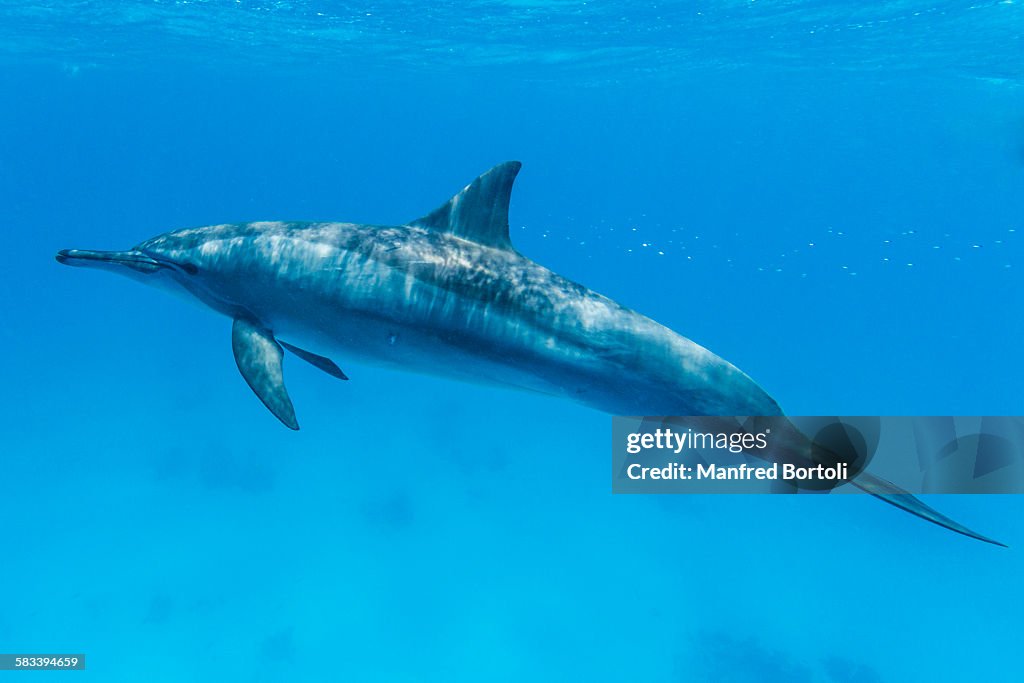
[56,161,1003,546]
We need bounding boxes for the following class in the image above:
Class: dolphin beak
[56,249,164,273]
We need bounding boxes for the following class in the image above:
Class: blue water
[2,1,1023,681]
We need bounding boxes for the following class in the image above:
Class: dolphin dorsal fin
[410,161,522,250]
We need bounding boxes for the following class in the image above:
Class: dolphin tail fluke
[852,471,1006,547]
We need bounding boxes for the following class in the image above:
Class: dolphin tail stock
[851,471,1007,547]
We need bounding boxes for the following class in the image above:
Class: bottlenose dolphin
[56,161,1003,546]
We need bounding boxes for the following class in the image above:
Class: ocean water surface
[1,1,1023,681]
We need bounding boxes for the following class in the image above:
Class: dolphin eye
[180,262,199,275]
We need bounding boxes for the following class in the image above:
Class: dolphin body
[56,161,1003,546]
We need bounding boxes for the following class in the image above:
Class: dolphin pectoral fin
[231,318,299,430]
[852,471,1006,547]
[279,341,349,380]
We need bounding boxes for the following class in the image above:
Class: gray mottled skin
[137,217,778,416]
[56,162,1007,546]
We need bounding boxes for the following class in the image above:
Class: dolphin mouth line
[56,248,169,273]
